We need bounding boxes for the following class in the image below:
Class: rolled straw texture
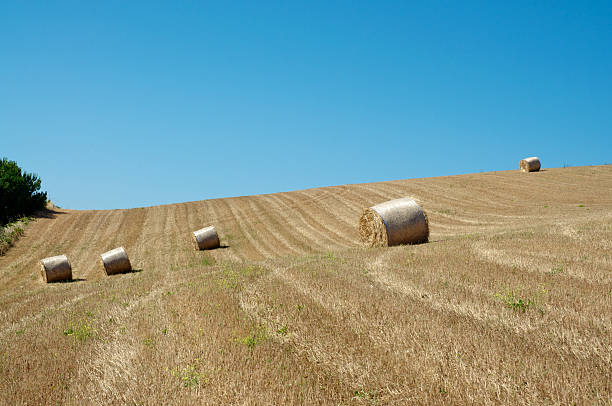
[100,246,132,275]
[193,226,220,250]
[40,254,72,283]
[359,197,429,247]
[519,157,541,172]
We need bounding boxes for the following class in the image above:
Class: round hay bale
[359,197,429,247]
[192,226,220,250]
[40,254,72,283]
[519,157,541,172]
[100,246,132,275]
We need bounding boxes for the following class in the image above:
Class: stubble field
[0,165,611,405]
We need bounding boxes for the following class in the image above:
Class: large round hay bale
[359,197,429,247]
[519,157,541,172]
[40,254,72,283]
[100,246,132,275]
[192,226,220,250]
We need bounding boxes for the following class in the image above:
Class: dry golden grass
[0,165,611,405]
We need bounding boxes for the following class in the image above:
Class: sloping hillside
[1,165,611,405]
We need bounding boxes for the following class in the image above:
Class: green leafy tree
[0,158,47,225]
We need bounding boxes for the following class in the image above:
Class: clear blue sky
[1,1,611,210]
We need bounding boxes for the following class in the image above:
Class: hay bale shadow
[50,278,86,284]
[199,244,230,250]
[33,208,66,220]
[107,268,143,276]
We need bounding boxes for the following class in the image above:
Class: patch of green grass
[236,325,267,350]
[63,321,95,341]
[63,310,97,341]
[0,218,32,255]
[354,388,379,403]
[59,373,69,390]
[169,360,208,389]
[218,264,265,290]
[546,265,564,275]
[577,204,585,208]
[201,256,212,266]
[277,325,288,336]
[495,289,535,313]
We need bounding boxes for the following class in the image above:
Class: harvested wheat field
[0,165,611,405]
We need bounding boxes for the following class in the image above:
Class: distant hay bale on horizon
[520,157,541,172]
[193,226,220,250]
[40,254,72,283]
[100,246,132,275]
[359,197,429,247]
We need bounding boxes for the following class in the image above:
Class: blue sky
[1,1,611,209]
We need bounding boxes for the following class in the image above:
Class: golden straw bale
[519,157,541,172]
[100,246,132,275]
[359,197,429,247]
[192,226,220,250]
[40,254,72,283]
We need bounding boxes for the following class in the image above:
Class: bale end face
[192,232,201,250]
[359,208,389,247]
[40,262,48,283]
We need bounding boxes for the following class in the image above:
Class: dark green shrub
[0,158,47,225]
